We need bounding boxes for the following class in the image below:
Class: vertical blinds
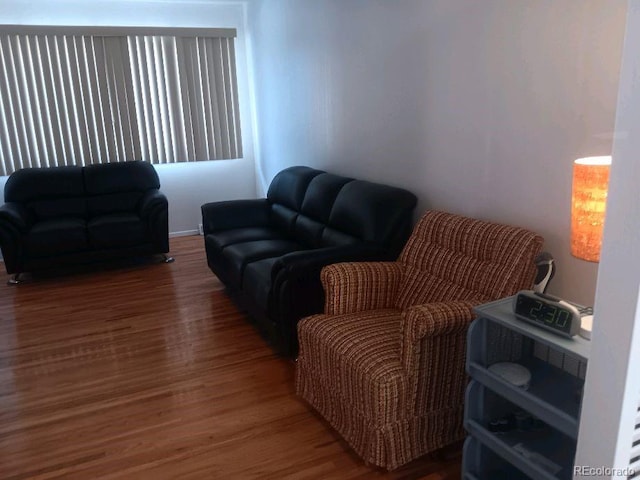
[0,27,242,176]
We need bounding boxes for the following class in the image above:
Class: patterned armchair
[295,210,543,470]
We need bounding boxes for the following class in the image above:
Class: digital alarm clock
[512,290,584,338]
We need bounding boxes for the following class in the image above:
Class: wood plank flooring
[0,236,461,479]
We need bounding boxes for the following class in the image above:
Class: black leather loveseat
[202,166,417,355]
[0,161,170,282]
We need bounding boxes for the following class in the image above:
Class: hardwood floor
[0,236,461,479]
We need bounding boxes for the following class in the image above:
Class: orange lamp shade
[571,156,611,262]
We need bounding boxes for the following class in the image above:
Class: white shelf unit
[463,297,590,480]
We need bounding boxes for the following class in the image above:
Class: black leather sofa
[0,161,170,282]
[202,166,417,356]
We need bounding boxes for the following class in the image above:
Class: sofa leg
[163,255,175,263]
[7,273,22,285]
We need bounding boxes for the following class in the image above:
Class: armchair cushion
[396,211,542,309]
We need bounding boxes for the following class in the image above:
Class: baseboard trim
[170,230,199,238]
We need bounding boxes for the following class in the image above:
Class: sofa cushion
[87,192,144,216]
[321,227,360,247]
[27,197,87,221]
[223,239,304,285]
[84,162,159,217]
[270,204,298,235]
[87,213,147,249]
[84,161,160,195]
[267,166,323,211]
[4,166,87,221]
[293,215,325,248]
[4,166,84,203]
[25,218,88,257]
[328,181,417,245]
[206,227,285,252]
[300,173,353,222]
[242,257,280,312]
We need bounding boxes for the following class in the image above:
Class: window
[0,26,242,176]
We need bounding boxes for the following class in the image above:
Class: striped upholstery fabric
[321,262,403,315]
[395,211,541,309]
[296,210,543,470]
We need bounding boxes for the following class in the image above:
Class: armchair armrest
[201,199,271,234]
[0,202,33,232]
[401,301,477,340]
[321,261,403,315]
[399,300,480,412]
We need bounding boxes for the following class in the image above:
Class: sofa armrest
[271,244,389,311]
[0,202,33,232]
[268,244,391,355]
[201,199,271,234]
[321,261,403,316]
[0,205,28,274]
[138,190,169,253]
[272,243,388,281]
[138,190,168,218]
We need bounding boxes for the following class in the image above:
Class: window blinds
[0,27,242,176]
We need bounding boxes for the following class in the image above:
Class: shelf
[463,437,533,480]
[466,419,575,480]
[465,296,586,480]
[467,356,583,438]
[473,297,590,361]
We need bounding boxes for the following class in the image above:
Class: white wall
[0,0,257,236]
[575,1,640,474]
[248,0,627,305]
